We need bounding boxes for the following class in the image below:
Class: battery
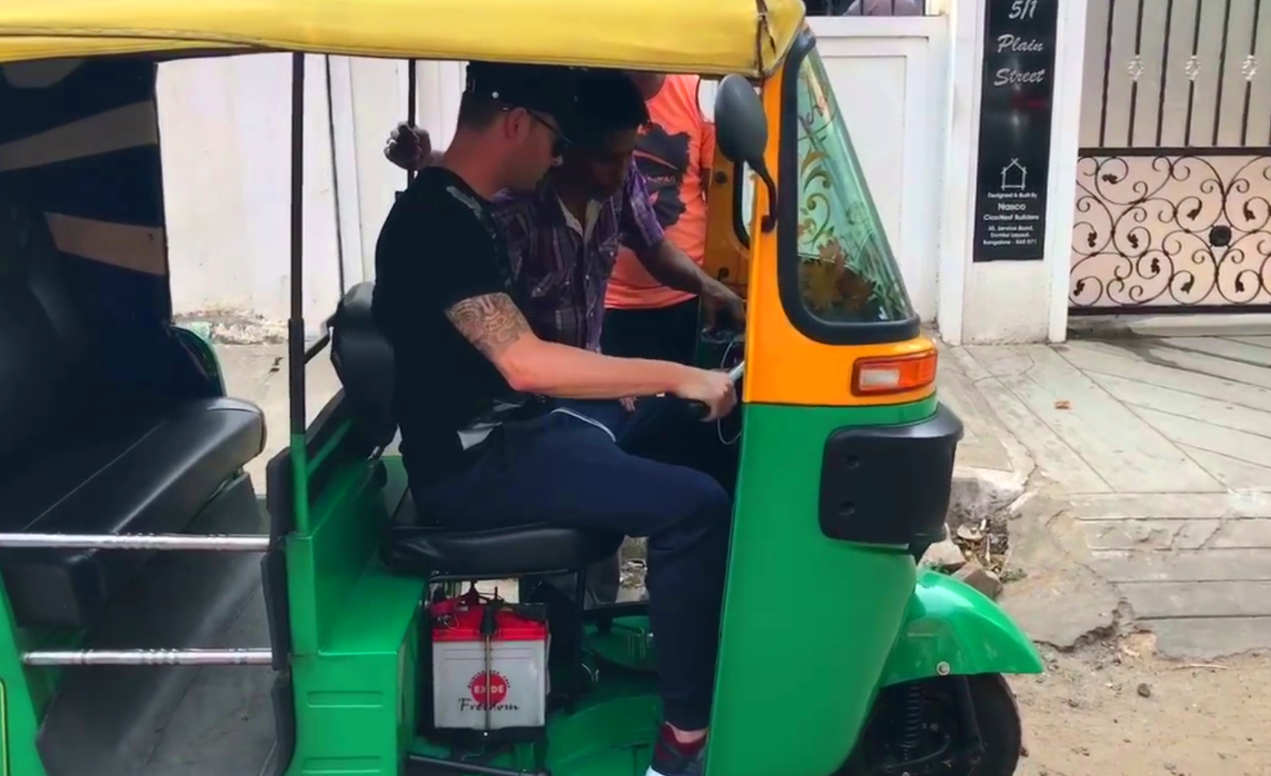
[430,592,549,730]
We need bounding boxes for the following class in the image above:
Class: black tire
[958,673,1023,776]
[848,673,1023,775]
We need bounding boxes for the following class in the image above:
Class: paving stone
[1208,518,1271,549]
[1148,616,1271,659]
[1090,548,1271,583]
[1120,581,1271,619]
[1077,519,1220,551]
[967,345,1220,493]
[1067,492,1271,520]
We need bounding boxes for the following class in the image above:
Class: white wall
[161,56,470,334]
[160,54,342,328]
[810,15,949,321]
[936,0,1090,344]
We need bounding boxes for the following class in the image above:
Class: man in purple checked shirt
[385,70,745,607]
[387,70,743,356]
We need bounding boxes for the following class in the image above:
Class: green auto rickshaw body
[705,398,1042,776]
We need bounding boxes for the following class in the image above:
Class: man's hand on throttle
[673,369,737,422]
[701,278,746,331]
[384,123,432,172]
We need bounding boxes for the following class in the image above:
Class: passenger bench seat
[0,203,265,628]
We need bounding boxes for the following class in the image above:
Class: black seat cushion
[383,492,623,578]
[330,281,397,447]
[0,397,265,628]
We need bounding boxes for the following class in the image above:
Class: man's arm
[619,166,706,293]
[621,160,746,323]
[445,292,703,400]
[634,238,712,295]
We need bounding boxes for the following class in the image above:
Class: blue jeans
[411,399,732,729]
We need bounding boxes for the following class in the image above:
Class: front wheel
[847,673,1023,775]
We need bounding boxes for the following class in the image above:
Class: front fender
[880,569,1044,687]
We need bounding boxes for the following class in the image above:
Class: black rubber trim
[265,447,295,540]
[731,162,751,250]
[818,403,963,546]
[261,550,293,671]
[776,30,922,346]
[265,672,298,776]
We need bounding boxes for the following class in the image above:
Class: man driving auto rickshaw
[0,4,1043,776]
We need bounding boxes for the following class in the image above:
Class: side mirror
[714,74,777,232]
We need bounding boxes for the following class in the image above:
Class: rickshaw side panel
[706,400,937,776]
[879,569,1045,689]
[0,593,43,776]
[272,399,426,775]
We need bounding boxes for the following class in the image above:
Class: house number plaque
[972,0,1059,262]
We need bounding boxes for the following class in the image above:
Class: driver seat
[329,282,622,578]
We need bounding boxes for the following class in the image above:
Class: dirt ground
[1013,633,1271,776]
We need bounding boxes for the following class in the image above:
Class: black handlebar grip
[686,400,711,420]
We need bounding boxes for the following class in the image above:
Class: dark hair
[566,71,650,148]
[456,92,504,130]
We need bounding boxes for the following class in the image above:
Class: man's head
[554,71,651,200]
[624,71,667,100]
[454,62,579,192]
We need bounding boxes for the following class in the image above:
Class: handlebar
[686,360,745,420]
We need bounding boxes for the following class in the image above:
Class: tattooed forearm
[445,293,532,359]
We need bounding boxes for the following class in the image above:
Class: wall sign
[972,0,1059,262]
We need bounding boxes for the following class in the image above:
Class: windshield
[787,48,912,325]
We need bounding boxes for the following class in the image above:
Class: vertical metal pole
[1184,0,1203,147]
[1126,0,1146,146]
[1097,0,1117,146]
[289,53,306,436]
[1155,0,1175,146]
[407,58,418,184]
[324,55,346,295]
[1212,0,1235,145]
[1241,0,1263,146]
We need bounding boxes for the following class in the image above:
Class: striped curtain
[0,57,208,396]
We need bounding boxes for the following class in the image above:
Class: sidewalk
[941,335,1271,659]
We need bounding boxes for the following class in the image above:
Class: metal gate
[1070,0,1271,313]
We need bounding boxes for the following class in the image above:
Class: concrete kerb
[948,465,1028,531]
[1068,313,1271,339]
[996,484,1129,652]
[941,462,1128,652]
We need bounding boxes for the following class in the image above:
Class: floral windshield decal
[794,53,910,323]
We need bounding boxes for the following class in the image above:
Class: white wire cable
[717,337,743,446]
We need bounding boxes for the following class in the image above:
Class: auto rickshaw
[0,2,1044,775]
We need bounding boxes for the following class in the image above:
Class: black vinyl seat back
[330,282,398,448]
[0,203,102,465]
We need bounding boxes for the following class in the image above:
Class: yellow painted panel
[742,63,935,408]
[0,0,804,74]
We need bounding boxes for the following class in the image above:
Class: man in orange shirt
[604,74,718,365]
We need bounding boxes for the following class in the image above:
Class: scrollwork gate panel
[1071,0,1271,314]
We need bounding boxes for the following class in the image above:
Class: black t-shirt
[372,168,520,486]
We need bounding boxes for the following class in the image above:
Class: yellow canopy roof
[0,0,805,76]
